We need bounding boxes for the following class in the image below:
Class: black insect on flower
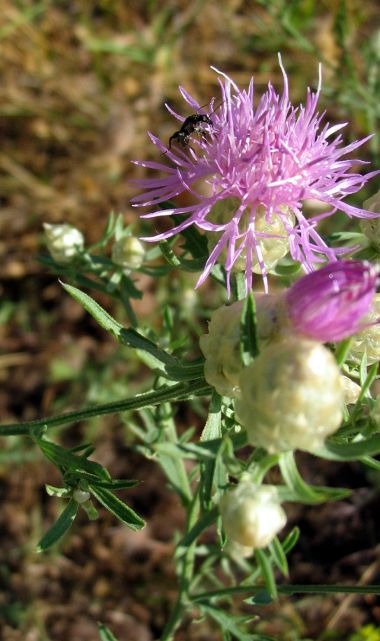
[168,111,214,149]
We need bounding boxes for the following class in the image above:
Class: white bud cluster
[44,223,84,264]
[112,236,145,272]
[348,293,380,365]
[199,294,283,397]
[235,337,344,453]
[220,480,286,555]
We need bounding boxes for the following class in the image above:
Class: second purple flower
[285,260,379,343]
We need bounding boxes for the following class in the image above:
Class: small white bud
[112,236,145,271]
[361,191,380,251]
[44,223,84,264]
[348,293,380,365]
[236,337,344,453]
[220,481,286,553]
[73,489,91,504]
[199,294,283,397]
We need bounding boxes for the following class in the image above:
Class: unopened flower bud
[44,223,84,264]
[73,489,91,504]
[348,293,380,364]
[236,337,344,453]
[361,191,380,250]
[285,261,378,342]
[220,481,286,553]
[199,294,283,397]
[112,236,145,271]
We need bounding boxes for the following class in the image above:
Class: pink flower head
[131,55,379,295]
[285,260,379,342]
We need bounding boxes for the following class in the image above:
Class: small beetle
[167,101,222,150]
[169,112,213,149]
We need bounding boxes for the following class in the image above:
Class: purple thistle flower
[131,55,379,295]
[285,260,379,342]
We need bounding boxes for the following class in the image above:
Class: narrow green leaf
[254,549,278,600]
[359,455,380,471]
[61,282,178,371]
[166,360,205,381]
[98,623,119,641]
[359,362,378,399]
[37,499,78,551]
[335,337,353,366]
[89,479,139,490]
[37,439,110,480]
[279,451,350,503]
[268,536,288,577]
[199,603,257,641]
[69,443,95,457]
[61,281,123,337]
[319,435,380,460]
[201,390,222,441]
[232,272,247,301]
[281,527,300,554]
[158,453,192,502]
[89,485,145,530]
[240,293,259,365]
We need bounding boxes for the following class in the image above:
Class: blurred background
[1,1,380,640]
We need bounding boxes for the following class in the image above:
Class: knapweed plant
[2,58,380,641]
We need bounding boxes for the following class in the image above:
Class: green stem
[160,493,200,641]
[191,583,380,603]
[0,380,211,436]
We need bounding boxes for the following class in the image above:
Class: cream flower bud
[360,191,380,250]
[44,223,84,264]
[112,236,145,271]
[236,337,344,453]
[220,481,286,553]
[199,294,283,397]
[348,293,380,365]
